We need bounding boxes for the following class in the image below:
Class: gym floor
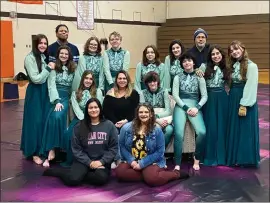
[1,84,269,202]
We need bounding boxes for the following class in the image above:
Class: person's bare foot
[33,156,43,165]
[193,157,200,170]
[43,159,50,167]
[48,150,55,161]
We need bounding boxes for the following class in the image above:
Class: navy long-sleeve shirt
[187,44,210,68]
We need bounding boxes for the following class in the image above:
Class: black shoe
[179,171,190,179]
[43,168,62,177]
[174,169,190,180]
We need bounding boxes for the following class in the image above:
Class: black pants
[43,161,110,186]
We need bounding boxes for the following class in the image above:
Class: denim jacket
[119,122,166,169]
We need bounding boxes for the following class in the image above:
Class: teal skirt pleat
[20,82,50,158]
[226,83,260,167]
[40,86,71,156]
[202,87,229,166]
[61,117,80,167]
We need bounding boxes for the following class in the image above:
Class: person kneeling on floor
[115,103,189,187]
[43,98,118,186]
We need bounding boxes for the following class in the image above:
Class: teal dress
[40,66,75,157]
[172,71,208,165]
[134,62,165,93]
[140,88,173,147]
[199,64,229,166]
[103,48,130,92]
[20,52,52,158]
[72,54,108,91]
[226,60,260,167]
[164,55,183,92]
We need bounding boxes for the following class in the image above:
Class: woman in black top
[43,98,118,186]
[103,70,140,131]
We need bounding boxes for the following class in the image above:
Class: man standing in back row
[47,24,80,63]
[188,28,210,68]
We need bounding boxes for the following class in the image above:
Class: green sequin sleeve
[172,75,186,108]
[240,62,258,106]
[72,55,86,92]
[139,91,145,103]
[98,59,105,90]
[134,62,142,93]
[96,88,104,105]
[24,53,50,84]
[156,89,171,118]
[159,63,165,89]
[47,70,60,104]
[198,77,208,107]
[71,91,84,120]
[102,52,114,85]
[123,50,130,72]
[164,56,171,91]
[199,63,207,73]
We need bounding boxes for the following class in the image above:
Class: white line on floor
[260,156,269,164]
[1,176,15,183]
[110,188,143,202]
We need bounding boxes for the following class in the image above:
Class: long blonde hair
[114,70,133,98]
[227,40,249,81]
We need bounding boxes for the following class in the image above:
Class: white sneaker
[111,162,117,169]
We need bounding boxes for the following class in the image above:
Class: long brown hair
[32,34,49,73]
[83,36,102,56]
[205,44,231,84]
[168,40,185,65]
[113,70,133,98]
[142,45,161,66]
[76,70,97,102]
[132,103,156,136]
[228,40,248,81]
[55,45,76,74]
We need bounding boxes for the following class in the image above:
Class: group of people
[20,24,260,187]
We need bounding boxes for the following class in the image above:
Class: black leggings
[43,161,110,186]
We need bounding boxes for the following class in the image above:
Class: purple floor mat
[1,84,269,202]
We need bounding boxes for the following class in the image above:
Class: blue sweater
[47,41,80,63]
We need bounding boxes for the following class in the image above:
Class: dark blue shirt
[187,44,210,68]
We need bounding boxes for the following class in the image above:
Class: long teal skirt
[226,83,260,167]
[61,117,80,167]
[202,87,229,166]
[40,85,71,156]
[20,82,50,158]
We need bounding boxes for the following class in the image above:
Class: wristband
[182,105,189,112]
